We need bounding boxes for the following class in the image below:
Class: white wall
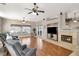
[76,29,79,45]
[35,12,79,50]
[57,12,79,50]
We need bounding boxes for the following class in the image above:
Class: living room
[0,3,79,56]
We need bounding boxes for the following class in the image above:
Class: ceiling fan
[25,3,45,15]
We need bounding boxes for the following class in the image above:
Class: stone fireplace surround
[58,30,78,51]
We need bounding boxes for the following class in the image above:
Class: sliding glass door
[36,25,43,37]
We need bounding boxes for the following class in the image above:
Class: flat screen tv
[47,27,57,34]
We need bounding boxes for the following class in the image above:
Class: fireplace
[61,35,72,43]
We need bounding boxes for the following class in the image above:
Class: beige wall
[2,18,36,33]
[0,17,3,32]
[0,18,1,32]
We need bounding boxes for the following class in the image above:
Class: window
[10,24,31,36]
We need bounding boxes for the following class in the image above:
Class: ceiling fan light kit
[73,20,77,23]
[32,12,37,15]
[25,3,45,15]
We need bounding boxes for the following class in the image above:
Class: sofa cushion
[12,36,19,40]
[22,48,37,56]
[13,42,23,55]
[12,45,21,56]
[21,45,27,50]
[13,42,28,56]
[0,33,7,41]
[22,48,30,54]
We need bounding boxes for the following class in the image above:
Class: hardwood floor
[21,36,72,56]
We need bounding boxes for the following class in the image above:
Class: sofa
[11,41,37,56]
[0,32,37,56]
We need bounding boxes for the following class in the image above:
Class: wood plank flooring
[21,36,72,56]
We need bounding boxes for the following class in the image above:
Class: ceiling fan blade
[28,12,32,14]
[25,8,32,11]
[37,10,45,13]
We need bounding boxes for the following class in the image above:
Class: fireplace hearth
[61,35,72,43]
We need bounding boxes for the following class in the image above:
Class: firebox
[61,35,72,43]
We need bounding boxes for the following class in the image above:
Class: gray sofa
[0,33,37,56]
[11,42,37,56]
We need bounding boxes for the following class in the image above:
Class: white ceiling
[0,3,79,21]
